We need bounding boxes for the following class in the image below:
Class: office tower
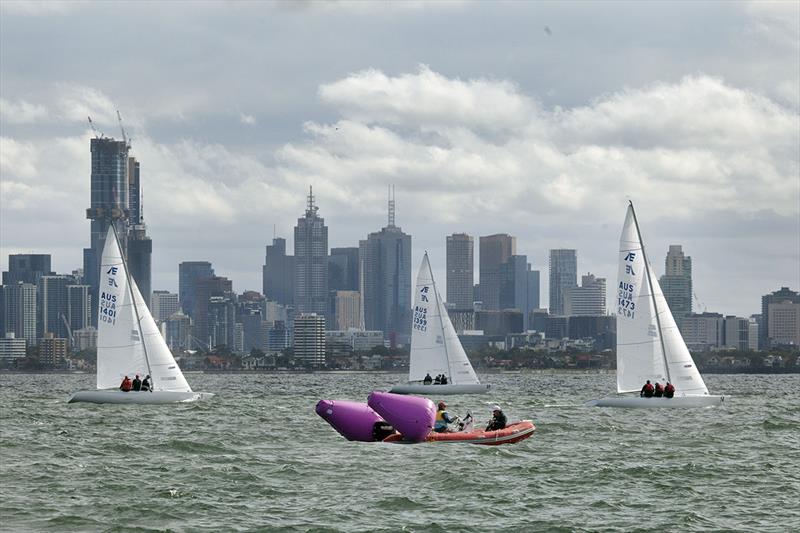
[334,290,361,330]
[263,237,295,306]
[294,187,329,317]
[767,298,800,347]
[563,273,607,316]
[39,334,68,367]
[659,245,692,321]
[237,291,266,353]
[359,188,412,343]
[723,316,750,351]
[179,261,214,317]
[446,233,474,309]
[293,313,326,367]
[528,270,541,312]
[67,284,92,333]
[2,254,53,285]
[165,310,192,351]
[192,276,233,349]
[479,234,516,310]
[329,247,359,291]
[748,318,759,351]
[208,294,236,349]
[151,290,180,323]
[266,321,289,353]
[83,137,130,323]
[0,333,27,363]
[126,156,153,308]
[761,287,800,349]
[73,327,97,351]
[499,255,537,329]
[681,313,723,351]
[37,275,71,340]
[549,249,577,316]
[0,286,4,337]
[3,282,37,344]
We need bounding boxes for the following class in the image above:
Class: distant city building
[567,315,616,351]
[73,327,97,351]
[499,255,537,329]
[67,284,92,334]
[37,275,71,340]
[767,298,800,348]
[659,245,693,322]
[179,261,214,317]
[294,188,329,318]
[447,308,475,334]
[761,287,800,349]
[446,233,474,309]
[126,156,152,308]
[293,313,326,367]
[237,291,266,353]
[563,273,606,316]
[475,309,524,336]
[723,315,750,351]
[479,234,516,310]
[334,291,362,330]
[3,282,37,345]
[359,188,411,344]
[325,330,384,356]
[151,290,180,323]
[165,310,191,351]
[0,332,26,362]
[266,321,290,353]
[192,276,233,349]
[83,137,130,325]
[263,237,295,307]
[208,294,237,349]
[530,308,549,333]
[329,247,360,291]
[39,334,68,367]
[748,318,759,351]
[548,249,577,316]
[2,254,53,285]
[681,313,724,352]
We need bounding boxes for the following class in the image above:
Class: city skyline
[1,2,798,318]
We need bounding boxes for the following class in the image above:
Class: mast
[110,222,154,388]
[427,253,452,376]
[628,201,671,383]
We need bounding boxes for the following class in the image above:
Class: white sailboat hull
[585,395,724,408]
[389,383,490,395]
[68,390,214,405]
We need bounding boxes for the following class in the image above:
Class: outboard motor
[367,391,435,443]
[315,399,387,442]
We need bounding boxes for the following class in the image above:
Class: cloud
[0,0,86,16]
[240,113,256,125]
[0,98,48,124]
[54,83,118,126]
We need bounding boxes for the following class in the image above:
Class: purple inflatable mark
[367,391,435,443]
[315,399,388,442]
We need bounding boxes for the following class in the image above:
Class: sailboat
[390,252,489,395]
[586,202,723,408]
[69,225,212,404]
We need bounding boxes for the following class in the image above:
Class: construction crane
[693,291,707,313]
[117,110,130,148]
[87,116,103,139]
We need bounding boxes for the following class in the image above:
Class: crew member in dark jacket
[132,374,142,391]
[485,405,507,431]
[141,375,152,392]
[640,380,654,398]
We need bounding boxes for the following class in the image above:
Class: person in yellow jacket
[434,401,456,432]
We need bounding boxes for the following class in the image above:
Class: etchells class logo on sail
[100,266,119,326]
[413,286,429,332]
[618,251,637,319]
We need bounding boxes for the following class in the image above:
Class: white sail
[616,203,709,396]
[96,226,192,392]
[96,227,148,389]
[409,253,479,385]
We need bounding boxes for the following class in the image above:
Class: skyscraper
[293,313,326,367]
[294,187,329,317]
[37,275,71,340]
[359,188,411,344]
[563,273,607,316]
[549,249,577,316]
[127,156,152,308]
[446,233,474,309]
[479,234,516,310]
[151,290,180,323]
[263,237,295,306]
[179,261,214,317]
[761,287,800,349]
[2,254,53,285]
[2,282,37,345]
[67,284,92,334]
[659,245,692,321]
[329,247,359,292]
[192,275,233,349]
[84,137,130,323]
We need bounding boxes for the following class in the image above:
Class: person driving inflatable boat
[434,401,456,432]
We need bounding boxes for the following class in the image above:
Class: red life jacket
[121,378,132,392]
[644,383,654,393]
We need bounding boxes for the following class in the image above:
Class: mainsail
[96,226,192,392]
[616,203,708,395]
[408,253,479,386]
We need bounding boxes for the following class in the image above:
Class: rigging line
[110,222,155,391]
[628,201,671,384]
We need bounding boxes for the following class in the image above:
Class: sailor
[485,405,507,431]
[132,374,142,392]
[664,382,675,398]
[653,382,664,398]
[423,373,433,385]
[119,375,132,392]
[434,374,442,385]
[640,380,654,398]
[441,375,448,385]
[141,375,152,392]
[434,401,455,432]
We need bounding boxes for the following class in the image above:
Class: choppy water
[1,372,798,532]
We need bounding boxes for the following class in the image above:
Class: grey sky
[1,0,798,317]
